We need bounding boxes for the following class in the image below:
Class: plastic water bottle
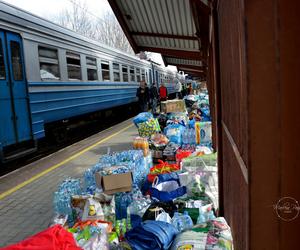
[171,212,185,232]
[181,130,186,145]
[182,211,194,229]
[184,130,189,145]
[189,128,196,145]
[185,129,190,145]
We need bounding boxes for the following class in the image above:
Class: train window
[38,46,60,80]
[122,66,128,82]
[10,41,23,81]
[39,47,57,59]
[86,57,96,66]
[141,69,145,81]
[130,67,135,81]
[113,63,120,82]
[66,52,81,80]
[101,61,110,81]
[136,68,141,82]
[86,56,98,81]
[0,40,5,80]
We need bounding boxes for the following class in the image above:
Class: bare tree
[56,0,96,39]
[94,11,133,54]
[53,0,133,54]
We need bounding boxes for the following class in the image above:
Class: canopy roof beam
[132,32,198,41]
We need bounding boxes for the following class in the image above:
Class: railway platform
[0,119,136,247]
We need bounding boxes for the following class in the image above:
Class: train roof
[0,1,151,66]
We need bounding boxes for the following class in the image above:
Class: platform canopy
[108,0,211,78]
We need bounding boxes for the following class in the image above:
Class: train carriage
[0,2,183,162]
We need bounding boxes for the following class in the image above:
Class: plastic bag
[150,133,169,148]
[176,149,192,165]
[166,112,188,127]
[163,142,181,158]
[171,231,207,250]
[186,173,205,198]
[149,173,187,202]
[196,204,215,224]
[71,220,111,250]
[154,180,180,192]
[80,233,109,250]
[147,160,180,183]
[137,118,161,138]
[133,112,153,127]
[82,198,104,221]
[182,153,217,172]
[164,124,185,144]
[94,193,116,223]
[155,209,172,224]
[72,195,91,221]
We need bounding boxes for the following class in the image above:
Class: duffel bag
[149,172,186,202]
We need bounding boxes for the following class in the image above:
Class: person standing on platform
[174,79,182,99]
[159,83,168,112]
[159,82,168,102]
[181,83,187,97]
[136,80,149,112]
[150,82,159,114]
[186,83,191,95]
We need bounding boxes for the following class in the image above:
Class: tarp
[2,225,81,250]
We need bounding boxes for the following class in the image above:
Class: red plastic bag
[175,149,192,164]
[147,160,180,183]
[2,225,81,250]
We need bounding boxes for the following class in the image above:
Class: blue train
[0,2,185,162]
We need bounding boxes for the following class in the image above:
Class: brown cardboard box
[95,172,133,195]
[161,100,186,113]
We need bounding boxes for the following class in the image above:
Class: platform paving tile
[0,122,137,247]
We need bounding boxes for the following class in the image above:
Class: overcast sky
[2,0,170,68]
[2,0,112,20]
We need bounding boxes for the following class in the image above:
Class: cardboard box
[95,172,133,195]
[161,100,186,113]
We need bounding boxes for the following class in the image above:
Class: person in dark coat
[149,82,159,114]
[136,81,150,112]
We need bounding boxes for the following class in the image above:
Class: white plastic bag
[81,233,109,250]
[154,180,180,192]
[82,198,104,221]
[156,210,172,224]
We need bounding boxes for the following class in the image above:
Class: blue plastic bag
[133,112,153,127]
[200,107,211,121]
[164,124,185,145]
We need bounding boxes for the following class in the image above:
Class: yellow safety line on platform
[0,123,134,200]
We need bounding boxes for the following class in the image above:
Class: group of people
[136,81,168,113]
[136,79,194,113]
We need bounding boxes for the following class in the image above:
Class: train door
[0,30,32,148]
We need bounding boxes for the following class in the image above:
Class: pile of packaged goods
[13,93,232,249]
